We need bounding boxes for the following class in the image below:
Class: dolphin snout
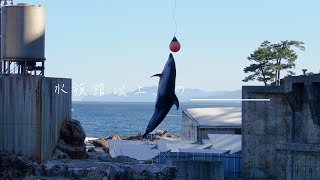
[167,54,175,67]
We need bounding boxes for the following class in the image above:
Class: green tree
[243,41,275,86]
[243,40,305,86]
[271,41,305,86]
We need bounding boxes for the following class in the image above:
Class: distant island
[79,86,241,102]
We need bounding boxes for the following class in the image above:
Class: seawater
[72,102,241,138]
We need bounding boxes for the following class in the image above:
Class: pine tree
[243,41,275,86]
[243,40,305,86]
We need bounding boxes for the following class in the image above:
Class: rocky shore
[0,119,178,179]
[85,130,181,154]
[0,152,177,179]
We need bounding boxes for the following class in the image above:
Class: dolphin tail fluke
[173,95,179,110]
[150,73,162,78]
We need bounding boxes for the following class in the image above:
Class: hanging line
[172,0,178,36]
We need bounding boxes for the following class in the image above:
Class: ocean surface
[72,102,241,138]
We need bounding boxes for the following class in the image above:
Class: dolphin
[142,53,179,138]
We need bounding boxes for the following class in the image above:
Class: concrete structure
[242,74,320,179]
[108,140,158,160]
[208,134,242,154]
[182,107,242,142]
[0,76,71,162]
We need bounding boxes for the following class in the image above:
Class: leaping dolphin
[142,53,179,138]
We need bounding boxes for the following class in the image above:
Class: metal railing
[153,152,242,178]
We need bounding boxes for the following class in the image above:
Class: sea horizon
[72,101,241,138]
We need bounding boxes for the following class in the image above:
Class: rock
[103,147,110,154]
[121,131,181,141]
[60,119,86,145]
[85,141,94,146]
[0,153,39,178]
[122,164,177,180]
[92,138,108,147]
[111,134,121,140]
[122,132,144,140]
[112,156,139,163]
[51,149,70,159]
[87,152,112,162]
[164,133,180,139]
[54,119,87,159]
[155,130,167,136]
[56,139,86,159]
[1,153,177,179]
[88,147,105,153]
[105,134,122,140]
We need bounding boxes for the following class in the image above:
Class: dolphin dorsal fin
[173,95,179,110]
[150,73,162,78]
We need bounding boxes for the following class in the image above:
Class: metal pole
[42,61,44,76]
[3,61,5,74]
[23,61,26,75]
[0,7,2,75]
[7,61,10,75]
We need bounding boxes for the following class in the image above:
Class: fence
[154,152,242,178]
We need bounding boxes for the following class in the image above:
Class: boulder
[55,139,86,159]
[111,134,121,140]
[92,138,108,147]
[54,119,86,159]
[60,119,86,145]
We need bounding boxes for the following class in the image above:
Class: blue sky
[15,0,320,94]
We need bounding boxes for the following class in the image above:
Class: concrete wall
[182,110,198,141]
[0,76,71,162]
[242,74,320,179]
[182,109,241,143]
[171,160,224,180]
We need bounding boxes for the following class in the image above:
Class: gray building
[182,107,242,143]
[242,74,320,179]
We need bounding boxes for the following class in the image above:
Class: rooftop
[184,107,242,128]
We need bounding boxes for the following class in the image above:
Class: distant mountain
[80,86,241,102]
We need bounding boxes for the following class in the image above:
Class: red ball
[169,36,181,52]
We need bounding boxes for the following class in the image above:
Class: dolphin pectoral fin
[173,95,179,110]
[150,73,162,78]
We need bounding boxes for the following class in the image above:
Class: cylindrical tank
[1,3,45,61]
